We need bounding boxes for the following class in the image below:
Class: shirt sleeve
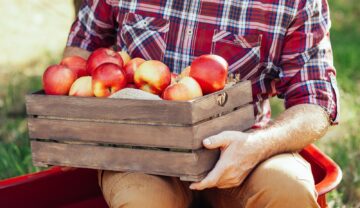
[66,0,117,51]
[276,0,339,125]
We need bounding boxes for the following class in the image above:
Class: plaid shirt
[67,0,339,125]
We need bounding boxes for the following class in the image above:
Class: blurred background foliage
[0,0,359,207]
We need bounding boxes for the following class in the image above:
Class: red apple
[87,48,124,75]
[123,58,145,83]
[118,51,131,65]
[69,76,94,97]
[134,60,171,95]
[179,66,191,78]
[163,77,203,101]
[190,54,228,94]
[92,63,127,97]
[60,56,88,77]
[171,73,178,84]
[43,65,77,95]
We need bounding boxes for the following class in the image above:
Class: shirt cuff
[283,77,339,125]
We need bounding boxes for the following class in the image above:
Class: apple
[190,54,228,94]
[87,48,124,75]
[179,66,191,78]
[43,65,77,95]
[60,56,88,77]
[134,60,171,95]
[118,51,131,65]
[92,63,127,97]
[163,77,203,101]
[123,58,145,83]
[69,76,94,97]
[171,73,178,84]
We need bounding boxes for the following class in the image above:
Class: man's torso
[85,0,301,102]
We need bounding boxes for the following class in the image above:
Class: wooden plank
[28,104,254,149]
[192,104,255,148]
[26,81,252,125]
[25,93,193,124]
[190,81,252,123]
[28,117,194,149]
[27,104,254,149]
[31,141,219,181]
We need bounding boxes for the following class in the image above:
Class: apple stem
[107,87,112,94]
[235,73,241,82]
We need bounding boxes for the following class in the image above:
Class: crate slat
[26,94,193,124]
[28,104,254,149]
[191,81,252,123]
[31,141,219,181]
[25,81,252,125]
[28,118,194,149]
[193,104,254,146]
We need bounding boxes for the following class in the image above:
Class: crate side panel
[192,104,255,148]
[25,94,192,124]
[28,118,194,149]
[191,81,252,123]
[31,141,213,178]
[180,149,220,181]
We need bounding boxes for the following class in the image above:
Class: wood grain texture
[31,141,219,181]
[27,82,253,181]
[192,104,255,148]
[190,81,252,123]
[27,104,254,149]
[28,117,194,149]
[26,93,193,124]
[26,81,252,125]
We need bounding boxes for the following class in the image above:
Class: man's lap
[99,153,319,208]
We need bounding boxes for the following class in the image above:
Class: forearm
[63,46,91,59]
[252,104,330,160]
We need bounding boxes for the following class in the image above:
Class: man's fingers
[189,176,214,190]
[203,133,232,149]
[189,158,226,190]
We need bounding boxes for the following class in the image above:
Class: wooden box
[26,81,254,181]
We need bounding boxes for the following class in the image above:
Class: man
[64,0,339,207]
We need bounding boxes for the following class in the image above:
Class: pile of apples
[42,48,228,101]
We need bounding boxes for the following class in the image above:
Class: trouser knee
[99,171,191,208]
[245,153,319,208]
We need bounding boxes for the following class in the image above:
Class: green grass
[328,135,360,206]
[0,74,44,179]
[331,28,360,94]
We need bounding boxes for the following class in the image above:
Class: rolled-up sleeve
[66,0,117,51]
[276,0,339,125]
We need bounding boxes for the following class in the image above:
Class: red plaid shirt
[67,0,339,126]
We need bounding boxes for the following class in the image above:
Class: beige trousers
[98,153,320,208]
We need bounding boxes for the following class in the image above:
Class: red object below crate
[0,144,341,208]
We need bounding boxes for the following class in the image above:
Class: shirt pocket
[211,30,262,80]
[120,13,170,61]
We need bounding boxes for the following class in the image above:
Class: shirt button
[187,29,193,36]
[142,20,148,26]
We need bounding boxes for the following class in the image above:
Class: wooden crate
[26,81,254,181]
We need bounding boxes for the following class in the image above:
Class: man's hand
[189,104,330,191]
[189,131,264,190]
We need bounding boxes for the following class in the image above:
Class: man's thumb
[203,134,231,149]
